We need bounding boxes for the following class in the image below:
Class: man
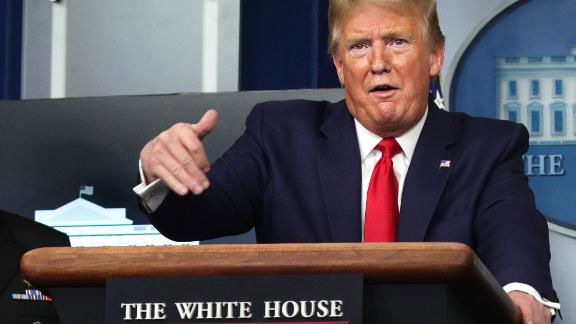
[135,0,559,322]
[0,209,70,323]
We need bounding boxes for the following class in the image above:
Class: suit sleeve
[473,123,557,302]
[146,104,268,242]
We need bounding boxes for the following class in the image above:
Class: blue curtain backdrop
[0,0,22,100]
[240,0,340,90]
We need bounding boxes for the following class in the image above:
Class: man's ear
[332,53,345,87]
[429,43,445,77]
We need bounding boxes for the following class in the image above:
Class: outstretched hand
[140,109,218,196]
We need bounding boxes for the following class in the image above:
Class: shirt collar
[355,107,428,163]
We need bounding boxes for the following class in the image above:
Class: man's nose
[370,43,391,74]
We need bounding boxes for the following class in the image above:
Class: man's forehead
[341,3,422,29]
[344,1,419,17]
[340,10,422,39]
[344,27,409,37]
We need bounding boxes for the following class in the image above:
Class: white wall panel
[22,0,239,98]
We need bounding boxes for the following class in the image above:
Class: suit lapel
[315,100,362,242]
[398,102,459,242]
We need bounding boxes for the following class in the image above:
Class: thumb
[193,109,218,138]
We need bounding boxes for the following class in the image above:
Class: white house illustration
[497,48,576,145]
[35,197,198,247]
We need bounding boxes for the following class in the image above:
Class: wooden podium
[21,242,520,323]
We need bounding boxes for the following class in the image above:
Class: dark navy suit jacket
[0,210,70,323]
[148,99,557,302]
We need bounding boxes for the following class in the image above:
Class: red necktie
[365,138,402,242]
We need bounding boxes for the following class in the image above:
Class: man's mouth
[369,84,399,93]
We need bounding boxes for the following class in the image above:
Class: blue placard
[449,0,576,230]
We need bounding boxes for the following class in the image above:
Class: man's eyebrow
[344,36,372,45]
[378,30,408,40]
[344,30,410,45]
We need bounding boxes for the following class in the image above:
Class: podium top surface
[22,242,485,286]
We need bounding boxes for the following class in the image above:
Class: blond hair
[328,0,445,54]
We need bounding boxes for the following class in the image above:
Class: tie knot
[375,138,401,158]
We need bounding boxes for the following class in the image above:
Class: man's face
[332,2,444,137]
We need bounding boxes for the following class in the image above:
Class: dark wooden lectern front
[21,242,521,323]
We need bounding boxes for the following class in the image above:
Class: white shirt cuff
[133,160,170,213]
[504,282,560,315]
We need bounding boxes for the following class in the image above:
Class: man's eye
[351,44,367,50]
[391,39,408,46]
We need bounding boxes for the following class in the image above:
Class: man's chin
[374,102,401,120]
[367,114,406,137]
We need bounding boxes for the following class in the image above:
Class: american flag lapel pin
[439,160,451,168]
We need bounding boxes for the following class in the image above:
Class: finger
[165,144,210,192]
[177,130,211,172]
[152,164,189,196]
[509,292,534,324]
[526,302,536,324]
[154,144,209,195]
[193,109,218,139]
[534,299,552,324]
[521,302,534,324]
[532,302,551,324]
[148,146,195,194]
[521,308,534,324]
[529,301,539,324]
[516,304,530,324]
[544,309,552,323]
[159,127,211,186]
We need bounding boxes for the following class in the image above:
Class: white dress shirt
[134,107,559,314]
[134,164,168,213]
